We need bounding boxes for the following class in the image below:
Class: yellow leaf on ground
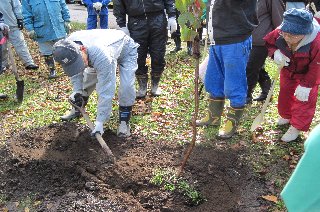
[261,195,278,203]
[34,201,42,206]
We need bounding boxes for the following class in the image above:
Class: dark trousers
[0,33,2,70]
[129,12,167,76]
[246,45,270,93]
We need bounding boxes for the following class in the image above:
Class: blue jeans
[38,39,62,56]
[204,36,252,108]
[87,15,108,29]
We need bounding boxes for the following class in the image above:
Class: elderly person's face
[279,31,305,46]
[79,45,89,67]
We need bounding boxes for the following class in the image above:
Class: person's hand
[69,92,84,107]
[27,30,37,40]
[273,49,290,68]
[168,17,177,34]
[64,21,71,34]
[93,2,102,14]
[0,23,9,36]
[91,121,104,136]
[294,85,312,102]
[17,19,23,30]
[120,27,130,36]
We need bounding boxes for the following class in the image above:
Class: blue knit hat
[280,9,313,35]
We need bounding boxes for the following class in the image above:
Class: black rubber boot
[136,75,148,99]
[218,106,244,139]
[117,106,132,137]
[187,41,193,56]
[196,98,225,126]
[151,75,162,97]
[0,93,8,99]
[254,78,271,101]
[246,85,255,105]
[173,36,182,52]
[25,64,39,70]
[44,55,57,79]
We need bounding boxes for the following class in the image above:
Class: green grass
[0,23,320,211]
[150,168,205,206]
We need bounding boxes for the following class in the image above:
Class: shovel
[250,66,281,132]
[68,99,115,161]
[7,44,24,103]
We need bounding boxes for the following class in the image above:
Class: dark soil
[0,122,272,211]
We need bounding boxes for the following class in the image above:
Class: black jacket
[113,0,176,27]
[207,0,258,45]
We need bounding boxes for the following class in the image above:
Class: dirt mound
[0,123,271,211]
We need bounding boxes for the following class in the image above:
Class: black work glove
[70,93,84,107]
[17,19,23,30]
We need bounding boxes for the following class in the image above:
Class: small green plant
[150,168,167,186]
[150,168,205,206]
[178,180,205,206]
[275,199,286,211]
[164,182,176,191]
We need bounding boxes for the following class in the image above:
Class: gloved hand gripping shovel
[68,98,115,161]
[250,66,281,132]
[7,42,24,103]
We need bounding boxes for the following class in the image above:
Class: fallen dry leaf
[283,155,290,161]
[261,195,278,203]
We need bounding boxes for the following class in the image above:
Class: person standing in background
[83,0,110,29]
[0,0,38,74]
[22,0,71,79]
[113,0,177,98]
[246,0,285,103]
[196,0,258,139]
[0,12,10,99]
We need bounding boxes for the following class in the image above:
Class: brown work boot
[196,98,225,126]
[218,106,244,139]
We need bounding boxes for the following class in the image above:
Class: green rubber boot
[218,106,244,139]
[196,98,225,126]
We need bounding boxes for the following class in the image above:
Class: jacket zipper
[141,0,148,20]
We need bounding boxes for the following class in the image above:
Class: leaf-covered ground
[0,27,319,211]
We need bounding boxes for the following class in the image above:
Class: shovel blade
[16,80,24,103]
[250,113,263,132]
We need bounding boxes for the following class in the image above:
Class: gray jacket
[253,0,285,46]
[68,29,138,123]
[0,0,23,28]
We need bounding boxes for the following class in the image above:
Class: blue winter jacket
[83,0,110,16]
[22,0,70,42]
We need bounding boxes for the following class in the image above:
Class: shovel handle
[250,66,281,131]
[7,45,20,81]
[68,99,115,159]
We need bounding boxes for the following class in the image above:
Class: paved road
[67,3,119,29]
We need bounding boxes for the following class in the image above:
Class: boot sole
[151,93,161,97]
[136,95,146,99]
[60,114,81,121]
[216,134,234,139]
